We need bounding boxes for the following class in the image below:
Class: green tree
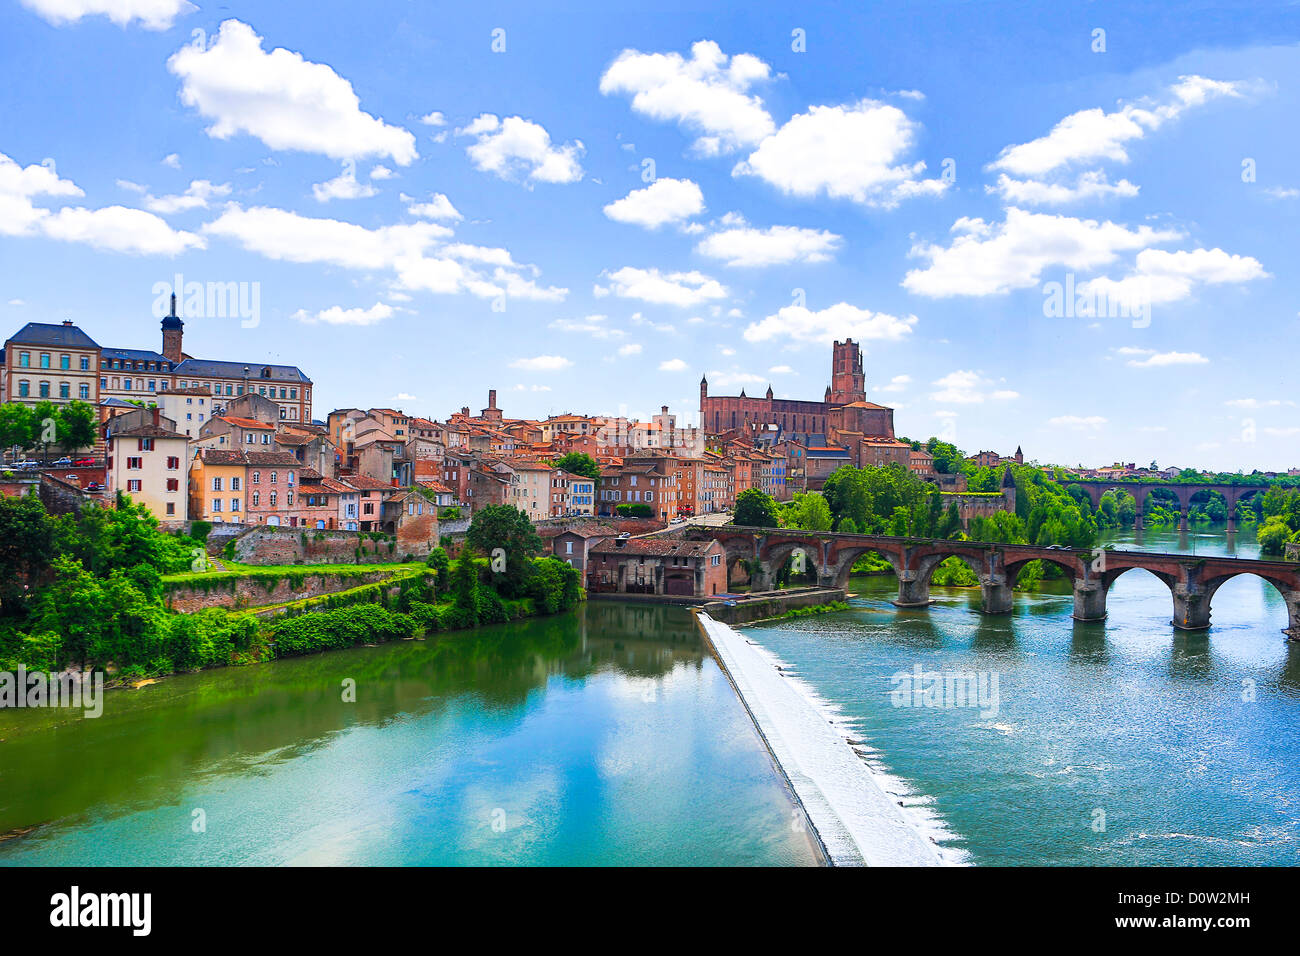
[787,492,832,531]
[0,403,34,454]
[32,399,58,462]
[425,546,450,594]
[553,452,601,481]
[466,504,543,597]
[734,487,779,528]
[0,493,56,614]
[56,400,97,452]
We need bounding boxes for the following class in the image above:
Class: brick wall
[165,569,393,612]
[230,526,431,564]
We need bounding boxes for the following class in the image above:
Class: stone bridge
[691,525,1300,639]
[1050,479,1271,531]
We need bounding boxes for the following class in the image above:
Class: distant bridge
[686,525,1300,639]
[1048,478,1271,531]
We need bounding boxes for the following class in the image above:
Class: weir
[696,611,952,867]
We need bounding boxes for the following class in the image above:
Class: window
[211,477,223,491]
[38,382,49,398]
[18,352,29,367]
[60,354,70,370]
[18,381,29,398]
[39,353,49,369]
[287,472,294,485]
[230,476,241,491]
[166,478,179,492]
[251,471,260,484]
[165,503,175,516]
[80,356,90,371]
[78,383,90,399]
[166,456,179,470]
[138,437,154,451]
[212,499,222,512]
[127,457,143,470]
[270,471,277,483]
[127,480,142,492]
[245,434,254,444]
[231,498,241,512]
[269,491,277,507]
[286,491,294,507]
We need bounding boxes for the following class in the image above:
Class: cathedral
[699,338,911,470]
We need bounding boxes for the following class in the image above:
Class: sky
[0,0,1297,471]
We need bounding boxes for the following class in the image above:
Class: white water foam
[699,612,966,866]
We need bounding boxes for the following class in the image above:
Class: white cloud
[510,355,572,371]
[930,370,1019,404]
[1079,247,1268,310]
[168,20,417,165]
[0,152,85,235]
[1265,186,1299,200]
[456,114,583,185]
[903,207,1182,297]
[733,100,947,208]
[1225,398,1295,409]
[549,315,624,339]
[603,178,703,229]
[419,111,446,127]
[402,192,461,221]
[617,343,642,356]
[989,75,1241,178]
[874,374,911,393]
[599,40,774,156]
[987,170,1139,206]
[21,0,194,29]
[312,164,377,202]
[769,364,794,373]
[161,153,181,169]
[369,165,394,181]
[143,179,231,213]
[1125,350,1209,368]
[743,302,917,346]
[697,223,841,267]
[659,358,688,371]
[597,266,727,307]
[204,203,565,301]
[41,205,204,255]
[292,302,394,326]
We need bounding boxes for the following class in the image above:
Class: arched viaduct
[697,526,1300,640]
[1051,479,1270,532]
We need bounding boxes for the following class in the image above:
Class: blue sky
[1,0,1297,470]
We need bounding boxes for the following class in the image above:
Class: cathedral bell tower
[829,338,865,406]
[161,293,184,365]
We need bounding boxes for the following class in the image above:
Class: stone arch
[760,539,823,589]
[828,546,902,588]
[1201,571,1299,636]
[1004,554,1080,588]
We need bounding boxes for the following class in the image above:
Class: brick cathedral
[700,338,910,470]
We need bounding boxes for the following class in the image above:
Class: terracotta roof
[111,423,187,441]
[590,538,720,558]
[218,416,274,430]
[197,449,298,467]
[416,479,455,494]
[339,474,394,491]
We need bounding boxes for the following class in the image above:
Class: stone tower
[829,338,865,406]
[161,292,184,364]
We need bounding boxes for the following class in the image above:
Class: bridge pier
[980,576,1014,615]
[1285,592,1300,642]
[1178,511,1189,532]
[893,571,932,607]
[1171,586,1212,631]
[1072,580,1107,622]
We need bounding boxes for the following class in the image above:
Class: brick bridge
[1050,479,1271,531]
[689,525,1300,639]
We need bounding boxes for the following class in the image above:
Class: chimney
[62,318,73,327]
[151,406,160,426]
[488,389,497,409]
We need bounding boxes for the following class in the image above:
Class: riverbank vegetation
[0,497,582,682]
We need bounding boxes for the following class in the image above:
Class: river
[0,602,820,866]
[743,525,1300,865]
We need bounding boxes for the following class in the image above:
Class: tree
[57,400,97,452]
[0,403,34,455]
[553,452,601,481]
[32,399,58,461]
[466,504,543,597]
[0,493,56,613]
[425,546,450,594]
[614,503,654,518]
[734,487,779,528]
[787,492,832,531]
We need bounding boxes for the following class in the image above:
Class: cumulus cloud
[204,203,565,301]
[697,223,841,267]
[312,164,377,202]
[402,192,461,221]
[930,370,1019,404]
[987,170,1139,206]
[143,179,231,214]
[597,266,727,307]
[659,358,688,371]
[1078,247,1268,310]
[733,100,947,208]
[21,0,194,29]
[0,151,201,255]
[292,302,394,326]
[168,20,417,165]
[903,207,1183,297]
[989,75,1241,178]
[603,177,703,229]
[1124,349,1210,368]
[617,343,642,356]
[456,114,583,185]
[743,302,917,346]
[599,40,775,156]
[549,315,624,339]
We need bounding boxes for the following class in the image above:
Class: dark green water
[747,526,1300,865]
[0,602,819,866]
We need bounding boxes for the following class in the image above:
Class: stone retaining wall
[165,569,395,612]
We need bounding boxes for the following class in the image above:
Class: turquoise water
[746,526,1300,865]
[0,602,819,866]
